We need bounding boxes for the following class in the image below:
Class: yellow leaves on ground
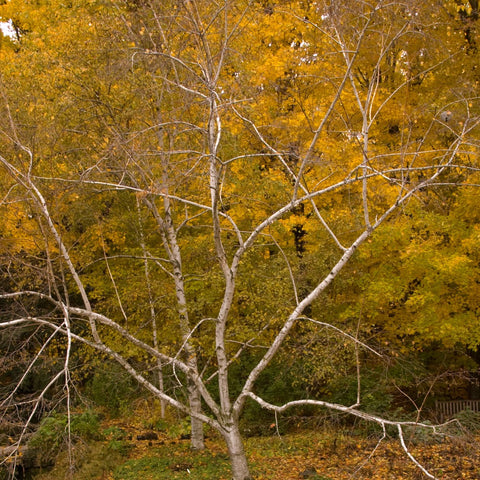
[95,415,480,480]
[247,432,480,479]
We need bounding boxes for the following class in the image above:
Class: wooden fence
[435,399,480,421]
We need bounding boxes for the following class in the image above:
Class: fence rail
[435,399,480,421]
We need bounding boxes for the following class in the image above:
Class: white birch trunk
[187,378,205,450]
[222,420,252,480]
[164,200,205,450]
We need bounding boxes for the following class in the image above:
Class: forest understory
[23,409,480,480]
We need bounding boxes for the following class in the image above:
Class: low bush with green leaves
[28,410,103,463]
[454,409,480,433]
[86,362,140,416]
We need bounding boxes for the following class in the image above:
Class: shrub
[28,410,103,464]
[450,409,480,434]
[85,362,139,416]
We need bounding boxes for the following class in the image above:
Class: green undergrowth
[112,443,232,480]
[33,442,126,480]
[27,410,480,480]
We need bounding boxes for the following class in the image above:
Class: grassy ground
[32,417,480,480]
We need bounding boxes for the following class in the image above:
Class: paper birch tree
[1,1,480,479]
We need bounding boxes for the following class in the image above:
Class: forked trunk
[222,421,252,480]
